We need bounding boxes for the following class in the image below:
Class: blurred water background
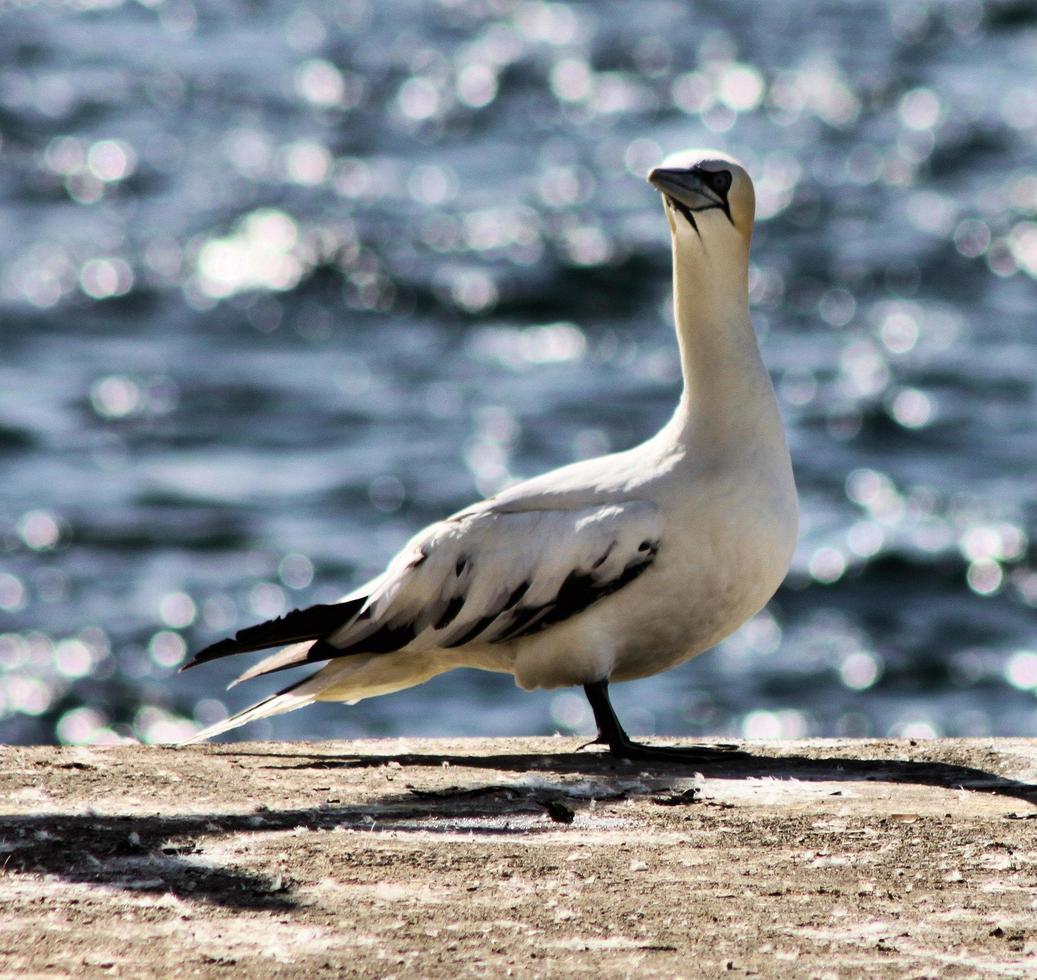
[1,0,1036,746]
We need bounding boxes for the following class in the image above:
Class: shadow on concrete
[0,811,301,910]
[3,743,1033,910]
[0,784,598,910]
[251,744,1037,808]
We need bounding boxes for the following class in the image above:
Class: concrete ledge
[2,738,1036,976]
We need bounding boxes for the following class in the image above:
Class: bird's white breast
[508,438,797,690]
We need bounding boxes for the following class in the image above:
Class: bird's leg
[582,679,746,762]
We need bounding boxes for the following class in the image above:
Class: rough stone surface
[1,738,1035,977]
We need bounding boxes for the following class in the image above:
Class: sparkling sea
[1,0,1036,745]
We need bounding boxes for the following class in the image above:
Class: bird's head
[648,149,755,251]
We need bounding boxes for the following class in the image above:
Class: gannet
[180,149,798,761]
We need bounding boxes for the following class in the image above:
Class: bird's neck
[669,238,782,449]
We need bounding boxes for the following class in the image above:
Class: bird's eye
[709,170,732,195]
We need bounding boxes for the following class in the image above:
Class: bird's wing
[228,499,662,686]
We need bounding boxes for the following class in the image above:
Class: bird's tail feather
[181,651,447,744]
[181,672,325,744]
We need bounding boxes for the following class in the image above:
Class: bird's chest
[609,479,795,680]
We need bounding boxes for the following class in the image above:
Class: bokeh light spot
[369,475,406,513]
[56,706,110,745]
[892,719,939,739]
[550,58,593,103]
[840,650,882,690]
[249,582,286,619]
[742,709,808,739]
[282,140,331,186]
[196,209,304,299]
[79,257,134,300]
[149,630,187,668]
[717,62,764,112]
[279,553,315,590]
[397,76,442,121]
[953,219,991,258]
[550,691,591,732]
[86,139,136,182]
[898,88,941,130]
[8,675,55,716]
[809,546,846,584]
[159,591,197,629]
[0,574,27,612]
[18,510,61,551]
[54,638,92,679]
[456,63,498,108]
[295,59,345,107]
[1004,651,1037,691]
[90,375,141,419]
[889,388,933,429]
[966,560,1003,596]
[135,705,196,744]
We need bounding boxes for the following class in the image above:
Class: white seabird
[181,148,798,760]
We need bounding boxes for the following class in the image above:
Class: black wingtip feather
[179,596,366,671]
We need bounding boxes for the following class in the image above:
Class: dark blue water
[1,0,1035,746]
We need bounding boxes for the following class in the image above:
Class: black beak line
[669,197,700,237]
[649,166,734,230]
[717,195,734,227]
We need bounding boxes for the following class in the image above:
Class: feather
[180,672,319,744]
[179,596,365,671]
[300,501,664,659]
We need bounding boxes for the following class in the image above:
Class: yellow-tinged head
[648,149,755,249]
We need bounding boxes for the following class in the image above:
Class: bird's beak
[647,167,715,212]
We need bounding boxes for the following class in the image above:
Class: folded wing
[183,499,662,687]
[345,499,662,651]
